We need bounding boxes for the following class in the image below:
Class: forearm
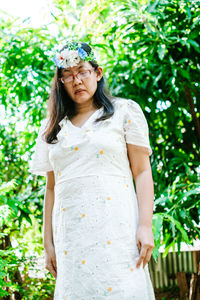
[134,169,154,227]
[43,186,55,249]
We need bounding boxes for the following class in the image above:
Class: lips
[75,89,86,94]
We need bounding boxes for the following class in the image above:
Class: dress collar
[58,107,104,129]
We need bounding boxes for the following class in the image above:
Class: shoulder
[39,118,50,131]
[111,97,139,106]
[111,97,141,113]
[37,118,50,143]
[41,117,49,126]
[111,98,149,128]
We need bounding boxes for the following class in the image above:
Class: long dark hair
[44,42,115,144]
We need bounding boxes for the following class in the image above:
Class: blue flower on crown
[78,48,88,60]
[53,54,61,68]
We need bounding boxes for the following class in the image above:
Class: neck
[74,100,98,115]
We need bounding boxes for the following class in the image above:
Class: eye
[63,69,70,73]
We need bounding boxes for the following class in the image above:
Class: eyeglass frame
[59,67,95,84]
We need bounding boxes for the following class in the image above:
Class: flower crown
[53,42,96,69]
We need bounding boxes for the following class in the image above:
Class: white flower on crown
[59,49,81,68]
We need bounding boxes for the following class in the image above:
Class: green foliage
[0,177,55,297]
[0,17,57,297]
[0,247,20,297]
[0,235,55,298]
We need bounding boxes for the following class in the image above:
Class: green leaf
[188,39,200,53]
[153,213,163,242]
[165,215,190,243]
[179,69,190,80]
[158,44,166,60]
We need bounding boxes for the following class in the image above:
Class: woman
[30,41,155,299]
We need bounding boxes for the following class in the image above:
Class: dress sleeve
[29,118,54,176]
[123,100,153,156]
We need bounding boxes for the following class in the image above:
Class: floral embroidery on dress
[81,260,86,264]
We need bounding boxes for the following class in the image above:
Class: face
[60,61,103,106]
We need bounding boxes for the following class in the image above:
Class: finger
[143,248,153,268]
[51,259,57,277]
[45,264,57,278]
[136,247,148,268]
[52,258,57,271]
[49,267,57,278]
[50,268,57,278]
[137,241,141,252]
[51,270,57,278]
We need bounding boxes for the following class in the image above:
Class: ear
[96,66,103,81]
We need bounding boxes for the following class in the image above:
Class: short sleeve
[123,100,153,156]
[29,118,54,176]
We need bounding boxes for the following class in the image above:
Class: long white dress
[29,97,155,300]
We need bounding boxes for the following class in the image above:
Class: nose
[73,75,82,85]
[73,77,82,87]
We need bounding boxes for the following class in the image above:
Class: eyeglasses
[60,68,95,84]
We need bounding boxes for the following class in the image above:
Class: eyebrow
[63,65,85,73]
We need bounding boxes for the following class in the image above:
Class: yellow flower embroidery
[108,287,112,292]
[100,150,104,154]
[58,171,61,176]
[82,214,86,218]
[62,207,66,211]
[82,260,86,264]
[107,196,111,200]
[64,250,67,255]
[85,129,90,132]
[64,133,68,136]
[126,184,129,187]
[64,297,67,300]
[130,267,134,271]
[75,147,79,151]
[107,240,111,245]
[128,119,131,123]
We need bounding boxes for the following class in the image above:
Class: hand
[44,244,57,278]
[136,225,154,269]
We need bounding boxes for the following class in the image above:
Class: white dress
[29,97,155,300]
